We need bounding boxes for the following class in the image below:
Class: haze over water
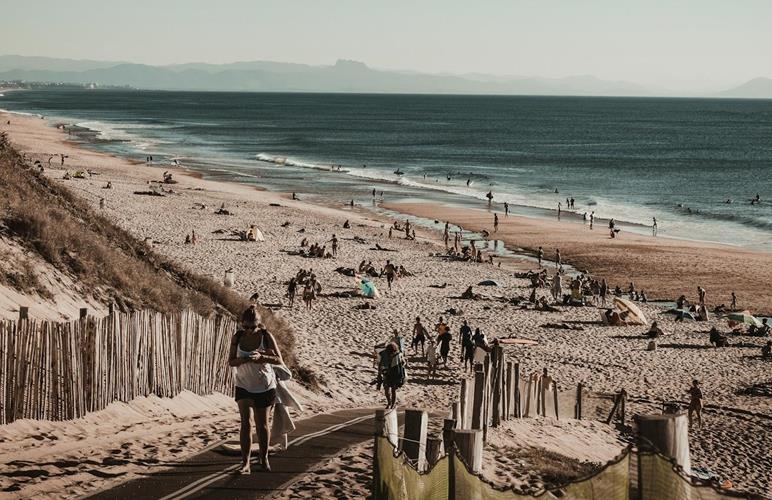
[2,89,771,249]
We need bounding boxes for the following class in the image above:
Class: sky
[1,0,771,92]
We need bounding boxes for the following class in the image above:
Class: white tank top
[234,332,276,393]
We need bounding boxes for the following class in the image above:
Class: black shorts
[235,386,276,408]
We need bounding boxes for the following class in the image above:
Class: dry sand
[1,112,771,497]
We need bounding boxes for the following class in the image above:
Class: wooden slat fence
[0,310,235,424]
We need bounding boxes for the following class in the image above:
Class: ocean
[2,89,771,249]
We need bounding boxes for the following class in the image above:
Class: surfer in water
[486,191,493,205]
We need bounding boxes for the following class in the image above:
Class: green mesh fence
[638,453,750,500]
[374,437,749,499]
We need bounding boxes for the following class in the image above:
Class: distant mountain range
[1,55,770,98]
[718,77,772,99]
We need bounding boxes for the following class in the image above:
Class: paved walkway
[87,407,392,500]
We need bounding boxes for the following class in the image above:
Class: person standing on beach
[731,292,737,311]
[443,222,450,247]
[600,278,608,307]
[286,278,297,307]
[537,246,544,268]
[688,379,703,429]
[555,249,561,269]
[191,230,197,245]
[590,211,595,230]
[493,213,499,233]
[436,317,452,367]
[302,282,316,309]
[454,232,461,252]
[557,202,562,221]
[698,286,706,305]
[404,220,411,239]
[329,234,338,257]
[381,260,397,289]
[228,307,283,474]
[652,217,658,236]
[412,317,427,356]
[504,202,509,217]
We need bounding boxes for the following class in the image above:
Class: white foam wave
[0,108,43,118]
[255,153,341,172]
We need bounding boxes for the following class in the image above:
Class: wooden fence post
[403,409,428,471]
[425,437,443,469]
[575,382,583,419]
[19,306,29,320]
[514,363,521,418]
[453,429,483,473]
[375,408,399,448]
[636,412,691,474]
[442,418,456,452]
[471,364,485,430]
[459,378,468,428]
[505,361,513,420]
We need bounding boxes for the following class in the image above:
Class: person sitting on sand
[748,318,770,337]
[412,317,427,356]
[398,265,413,277]
[688,379,703,429]
[228,307,283,474]
[538,297,560,313]
[379,342,406,409]
[646,321,665,338]
[709,327,729,347]
[604,308,625,326]
[762,341,772,360]
[343,219,350,229]
[461,286,481,300]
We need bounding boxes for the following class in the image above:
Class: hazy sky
[2,0,770,91]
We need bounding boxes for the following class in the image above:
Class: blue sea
[2,89,771,249]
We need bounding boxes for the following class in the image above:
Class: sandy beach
[1,111,771,498]
[383,202,772,316]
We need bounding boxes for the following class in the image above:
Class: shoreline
[2,93,771,252]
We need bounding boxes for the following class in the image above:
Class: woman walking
[228,306,283,474]
[380,343,406,408]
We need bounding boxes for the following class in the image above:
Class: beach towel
[271,379,303,449]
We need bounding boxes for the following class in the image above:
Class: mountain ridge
[1,54,769,97]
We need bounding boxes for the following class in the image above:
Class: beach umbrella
[724,311,762,328]
[613,297,648,325]
[477,279,501,287]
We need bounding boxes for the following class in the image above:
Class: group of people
[286,269,322,309]
[298,234,338,259]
